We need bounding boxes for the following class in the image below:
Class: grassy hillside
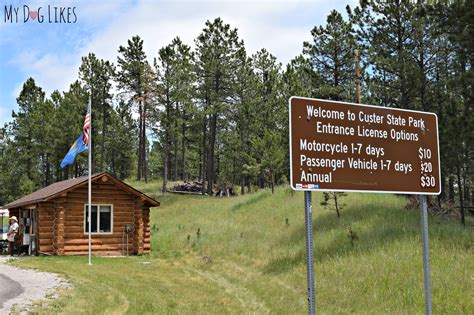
[12,182,473,314]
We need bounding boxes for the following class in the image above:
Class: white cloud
[81,0,315,65]
[12,51,80,98]
[7,0,359,99]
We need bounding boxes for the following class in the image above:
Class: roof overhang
[3,172,160,209]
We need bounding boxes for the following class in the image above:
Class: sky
[0,0,357,125]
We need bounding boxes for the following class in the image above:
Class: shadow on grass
[263,200,418,274]
[231,191,271,212]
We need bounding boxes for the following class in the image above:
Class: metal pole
[419,195,432,315]
[304,191,316,315]
[88,97,92,265]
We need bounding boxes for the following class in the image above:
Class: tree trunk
[259,173,264,189]
[448,176,455,201]
[216,135,220,182]
[271,171,275,195]
[464,184,470,205]
[201,114,207,195]
[111,147,116,177]
[207,113,217,195]
[162,91,172,190]
[456,165,465,226]
[198,144,202,181]
[396,15,409,109]
[162,150,168,193]
[181,110,186,180]
[334,193,341,218]
[45,158,51,186]
[137,101,143,181]
[142,100,147,183]
[57,164,62,181]
[173,102,179,181]
[419,36,428,112]
[26,130,32,180]
[100,91,107,172]
[440,173,446,201]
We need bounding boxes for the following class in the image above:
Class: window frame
[83,204,114,235]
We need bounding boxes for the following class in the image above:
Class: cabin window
[84,204,113,234]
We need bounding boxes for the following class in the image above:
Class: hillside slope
[13,183,473,314]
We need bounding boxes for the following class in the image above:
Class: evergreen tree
[0,6,471,215]
[117,35,148,181]
[252,130,284,194]
[107,99,136,179]
[304,9,357,210]
[283,55,317,100]
[154,37,197,192]
[251,49,285,188]
[79,53,115,173]
[54,81,89,179]
[304,9,357,102]
[10,78,46,186]
[352,1,418,108]
[195,18,244,195]
[233,48,258,194]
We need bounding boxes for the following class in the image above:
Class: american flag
[82,111,90,145]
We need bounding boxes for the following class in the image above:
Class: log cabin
[2,172,159,256]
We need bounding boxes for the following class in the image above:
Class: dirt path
[0,257,69,314]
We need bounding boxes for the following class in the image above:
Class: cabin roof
[3,172,160,209]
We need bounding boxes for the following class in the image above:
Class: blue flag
[60,133,88,168]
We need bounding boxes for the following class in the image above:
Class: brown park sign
[289,97,441,194]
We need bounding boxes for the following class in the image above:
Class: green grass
[11,182,473,314]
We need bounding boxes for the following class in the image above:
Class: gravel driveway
[0,256,69,314]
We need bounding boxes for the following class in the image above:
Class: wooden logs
[19,174,154,256]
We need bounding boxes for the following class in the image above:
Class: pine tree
[233,48,257,194]
[321,191,347,218]
[117,35,148,181]
[154,41,176,192]
[11,78,46,186]
[304,9,356,208]
[352,1,418,108]
[251,49,285,188]
[252,130,284,194]
[283,55,317,99]
[107,100,136,179]
[443,0,474,224]
[304,9,357,102]
[54,81,89,179]
[195,18,244,194]
[79,53,115,173]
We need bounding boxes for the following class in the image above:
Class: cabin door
[19,208,38,256]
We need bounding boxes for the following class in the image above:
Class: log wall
[143,206,151,253]
[34,178,151,256]
[37,201,55,254]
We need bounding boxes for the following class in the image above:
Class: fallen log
[168,180,209,195]
[167,189,206,196]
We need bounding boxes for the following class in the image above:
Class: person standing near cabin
[7,216,19,256]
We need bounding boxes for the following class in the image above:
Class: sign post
[419,195,432,315]
[304,191,315,315]
[289,97,441,314]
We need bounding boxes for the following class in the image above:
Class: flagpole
[88,96,92,265]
